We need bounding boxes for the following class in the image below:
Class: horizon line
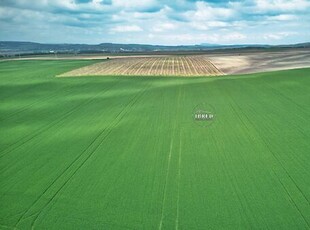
[1,40,309,47]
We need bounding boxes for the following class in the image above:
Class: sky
[0,0,309,45]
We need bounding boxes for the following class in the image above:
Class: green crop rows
[0,60,309,229]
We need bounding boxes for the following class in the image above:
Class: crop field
[59,56,223,77]
[1,60,310,229]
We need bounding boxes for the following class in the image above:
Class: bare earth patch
[206,50,310,74]
[59,56,223,77]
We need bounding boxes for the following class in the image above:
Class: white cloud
[181,1,236,31]
[225,32,247,41]
[152,23,177,32]
[111,5,170,21]
[255,0,310,12]
[112,0,159,11]
[190,21,228,30]
[184,1,235,21]
[263,32,298,40]
[110,25,143,33]
[146,32,247,45]
[0,0,113,13]
[266,14,298,21]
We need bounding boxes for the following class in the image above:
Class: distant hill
[0,41,309,56]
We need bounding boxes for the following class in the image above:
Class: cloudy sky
[0,0,309,45]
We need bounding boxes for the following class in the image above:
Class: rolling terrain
[0,60,310,229]
[4,49,310,76]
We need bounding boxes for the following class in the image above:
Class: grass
[0,60,309,229]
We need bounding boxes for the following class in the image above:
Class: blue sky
[0,0,309,45]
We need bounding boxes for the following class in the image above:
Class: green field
[0,60,310,229]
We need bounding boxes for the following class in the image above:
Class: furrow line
[1,81,119,159]
[12,81,122,227]
[28,82,151,230]
[158,138,174,230]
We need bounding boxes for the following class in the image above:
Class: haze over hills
[0,41,309,56]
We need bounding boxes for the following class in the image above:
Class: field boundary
[58,56,223,77]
